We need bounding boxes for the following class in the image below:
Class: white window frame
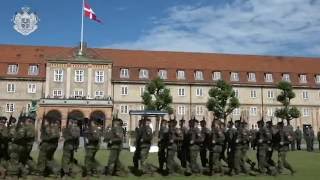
[250,90,257,98]
[178,88,186,96]
[120,105,129,114]
[53,89,63,98]
[196,106,204,116]
[265,73,273,82]
[234,89,239,98]
[302,91,309,100]
[282,73,290,82]
[139,69,149,79]
[74,70,84,82]
[315,75,320,84]
[230,72,239,81]
[267,108,274,117]
[233,108,240,115]
[250,107,257,116]
[212,71,221,81]
[267,90,274,99]
[303,108,310,117]
[158,70,167,79]
[299,74,307,84]
[5,103,15,112]
[196,88,203,97]
[95,70,104,83]
[26,103,32,111]
[53,69,63,82]
[95,90,104,98]
[177,70,185,80]
[195,71,203,80]
[28,65,39,75]
[140,86,145,96]
[120,68,129,78]
[121,85,128,96]
[73,89,84,98]
[178,106,186,115]
[27,83,36,94]
[139,105,145,110]
[7,64,18,74]
[248,72,256,82]
[7,83,16,93]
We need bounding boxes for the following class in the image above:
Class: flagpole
[79,0,85,55]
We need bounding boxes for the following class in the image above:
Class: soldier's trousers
[291,141,296,151]
[266,148,276,166]
[209,148,223,174]
[296,139,301,150]
[200,146,208,167]
[158,145,167,170]
[233,146,242,174]
[187,147,201,174]
[37,146,59,175]
[278,150,294,173]
[133,146,140,169]
[85,147,99,174]
[167,147,181,174]
[177,144,187,168]
[257,145,276,175]
[61,149,75,174]
[139,147,151,173]
[107,149,125,175]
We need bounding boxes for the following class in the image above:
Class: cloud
[107,0,320,57]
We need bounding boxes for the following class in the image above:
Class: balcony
[39,97,113,106]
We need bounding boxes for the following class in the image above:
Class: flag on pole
[84,1,102,23]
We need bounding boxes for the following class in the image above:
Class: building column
[87,65,92,99]
[66,65,71,98]
[45,65,50,98]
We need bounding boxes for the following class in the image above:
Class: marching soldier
[61,117,80,177]
[138,118,153,174]
[22,116,37,174]
[158,119,168,172]
[232,120,244,175]
[133,119,142,170]
[83,119,103,176]
[200,118,210,168]
[105,118,126,176]
[225,120,236,175]
[167,119,183,175]
[0,116,9,178]
[265,121,276,166]
[208,120,225,175]
[249,125,257,150]
[294,126,302,150]
[177,118,188,168]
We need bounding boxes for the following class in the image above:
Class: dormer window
[120,68,129,78]
[139,69,149,79]
[299,74,307,84]
[177,70,185,80]
[230,72,239,81]
[282,73,290,82]
[248,72,256,82]
[265,73,273,82]
[158,69,167,79]
[212,71,221,81]
[195,70,203,80]
[28,65,39,75]
[315,74,320,84]
[7,64,18,74]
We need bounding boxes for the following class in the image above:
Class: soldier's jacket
[238,127,250,147]
[41,125,60,143]
[168,127,183,150]
[25,124,36,146]
[139,125,153,148]
[84,126,102,149]
[0,125,9,146]
[256,127,273,148]
[11,125,26,144]
[104,126,123,149]
[200,127,211,148]
[295,129,302,140]
[159,126,169,147]
[187,127,204,150]
[63,126,80,150]
[209,127,225,152]
[226,128,237,151]
[274,127,292,151]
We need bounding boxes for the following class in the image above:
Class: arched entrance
[68,110,85,135]
[46,110,62,123]
[90,110,106,125]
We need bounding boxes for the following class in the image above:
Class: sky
[0,0,320,57]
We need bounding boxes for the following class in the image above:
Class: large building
[1,44,320,132]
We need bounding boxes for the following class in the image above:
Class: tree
[206,80,240,123]
[275,81,301,124]
[141,77,173,114]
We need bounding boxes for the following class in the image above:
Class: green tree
[275,81,301,124]
[206,80,240,123]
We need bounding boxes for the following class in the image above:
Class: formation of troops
[0,114,320,178]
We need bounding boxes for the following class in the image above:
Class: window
[75,70,84,82]
[120,68,129,78]
[250,107,257,116]
[282,73,290,82]
[95,70,104,83]
[139,105,145,110]
[26,103,31,111]
[265,73,273,82]
[212,71,221,81]
[177,70,185,80]
[230,72,239,81]
[299,74,307,83]
[178,88,185,96]
[196,88,203,97]
[6,103,15,112]
[28,65,39,75]
[7,64,18,74]
[234,89,239,98]
[95,90,104,98]
[267,108,274,117]
[196,106,204,116]
[248,72,256,82]
[139,69,149,79]
[178,106,185,115]
[73,89,84,98]
[250,90,257,98]
[233,108,240,115]
[121,86,128,95]
[120,105,128,114]
[53,69,63,82]
[7,83,16,93]
[195,71,203,80]
[27,84,36,93]
[267,90,274,99]
[302,91,309,100]
[315,75,320,84]
[53,89,63,98]
[140,86,145,96]
[158,70,167,79]
[303,108,310,117]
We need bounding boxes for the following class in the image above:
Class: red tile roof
[0,44,320,87]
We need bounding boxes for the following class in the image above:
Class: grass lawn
[27,149,320,180]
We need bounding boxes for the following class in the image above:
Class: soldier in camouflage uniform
[275,121,295,175]
[158,119,168,172]
[200,118,210,168]
[265,121,276,166]
[105,118,126,176]
[0,117,9,178]
[208,120,225,175]
[22,116,37,175]
[177,118,188,168]
[61,118,80,177]
[225,120,236,174]
[167,119,183,175]
[295,126,302,150]
[83,119,103,176]
[138,118,153,174]
[232,120,245,175]
[133,119,142,170]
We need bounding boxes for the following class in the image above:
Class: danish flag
[84,1,102,23]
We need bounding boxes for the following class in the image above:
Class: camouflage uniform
[177,119,188,168]
[138,119,153,174]
[133,120,142,169]
[200,119,210,168]
[167,120,183,175]
[158,120,168,171]
[294,127,302,150]
[0,117,9,178]
[208,121,225,175]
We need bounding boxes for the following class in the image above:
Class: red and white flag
[84,1,102,23]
